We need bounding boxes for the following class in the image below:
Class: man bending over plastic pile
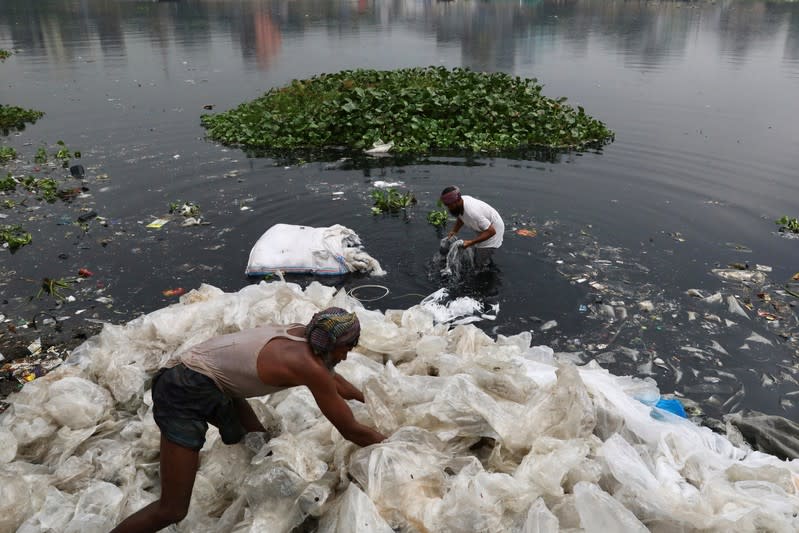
[111,307,386,533]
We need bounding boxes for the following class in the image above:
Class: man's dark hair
[441,186,458,196]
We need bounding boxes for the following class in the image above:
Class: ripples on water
[0,0,798,421]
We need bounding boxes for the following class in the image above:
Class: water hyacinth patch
[20,176,59,202]
[371,188,416,214]
[776,215,799,233]
[427,201,449,227]
[0,173,16,191]
[0,146,17,163]
[0,105,44,135]
[0,224,32,252]
[201,67,614,155]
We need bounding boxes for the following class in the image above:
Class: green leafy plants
[34,146,47,164]
[370,188,416,214]
[201,67,614,157]
[1,50,44,135]
[36,277,73,301]
[0,173,16,191]
[35,178,57,202]
[0,224,32,251]
[54,140,80,167]
[0,146,16,163]
[0,105,44,135]
[776,215,799,233]
[427,202,449,227]
[20,175,59,202]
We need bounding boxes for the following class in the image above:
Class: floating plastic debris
[364,140,394,154]
[540,319,558,331]
[145,218,169,229]
[745,332,773,345]
[712,269,766,284]
[372,181,404,189]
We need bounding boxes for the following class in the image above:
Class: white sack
[245,223,385,276]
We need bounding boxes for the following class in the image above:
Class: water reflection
[1,0,797,74]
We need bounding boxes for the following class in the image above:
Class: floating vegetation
[36,277,73,302]
[427,203,449,228]
[21,176,59,202]
[370,188,416,214]
[201,67,614,156]
[0,105,45,135]
[169,200,201,217]
[1,52,44,135]
[776,215,799,234]
[0,146,16,164]
[54,140,80,167]
[0,173,15,191]
[0,224,32,252]
[34,146,47,164]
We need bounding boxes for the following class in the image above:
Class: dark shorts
[151,364,246,451]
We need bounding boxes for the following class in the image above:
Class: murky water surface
[1,0,798,421]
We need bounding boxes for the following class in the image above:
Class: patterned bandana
[440,187,461,206]
[305,307,360,356]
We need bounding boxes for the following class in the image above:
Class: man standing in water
[440,185,504,269]
[112,307,386,533]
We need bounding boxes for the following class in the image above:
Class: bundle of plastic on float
[0,280,798,532]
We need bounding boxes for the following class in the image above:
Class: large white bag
[245,224,385,276]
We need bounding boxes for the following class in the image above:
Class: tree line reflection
[0,0,796,73]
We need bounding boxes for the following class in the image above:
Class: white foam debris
[711,269,766,284]
[727,295,749,318]
[710,340,729,355]
[372,180,404,189]
[540,320,558,332]
[746,332,773,346]
[1,280,798,532]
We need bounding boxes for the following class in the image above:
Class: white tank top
[177,324,305,398]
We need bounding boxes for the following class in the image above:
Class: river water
[1,0,798,422]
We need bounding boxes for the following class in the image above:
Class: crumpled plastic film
[317,483,393,533]
[0,279,798,532]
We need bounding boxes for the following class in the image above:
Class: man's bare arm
[448,218,464,238]
[334,373,365,402]
[306,368,385,446]
[463,224,496,248]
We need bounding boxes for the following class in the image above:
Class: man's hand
[461,240,471,249]
[447,230,457,239]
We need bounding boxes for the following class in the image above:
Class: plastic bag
[44,377,112,429]
[574,482,648,533]
[317,484,393,533]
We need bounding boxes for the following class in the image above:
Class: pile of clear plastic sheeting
[1,280,798,532]
[419,288,499,326]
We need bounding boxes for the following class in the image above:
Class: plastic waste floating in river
[145,218,169,229]
[364,140,394,154]
[1,280,798,532]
